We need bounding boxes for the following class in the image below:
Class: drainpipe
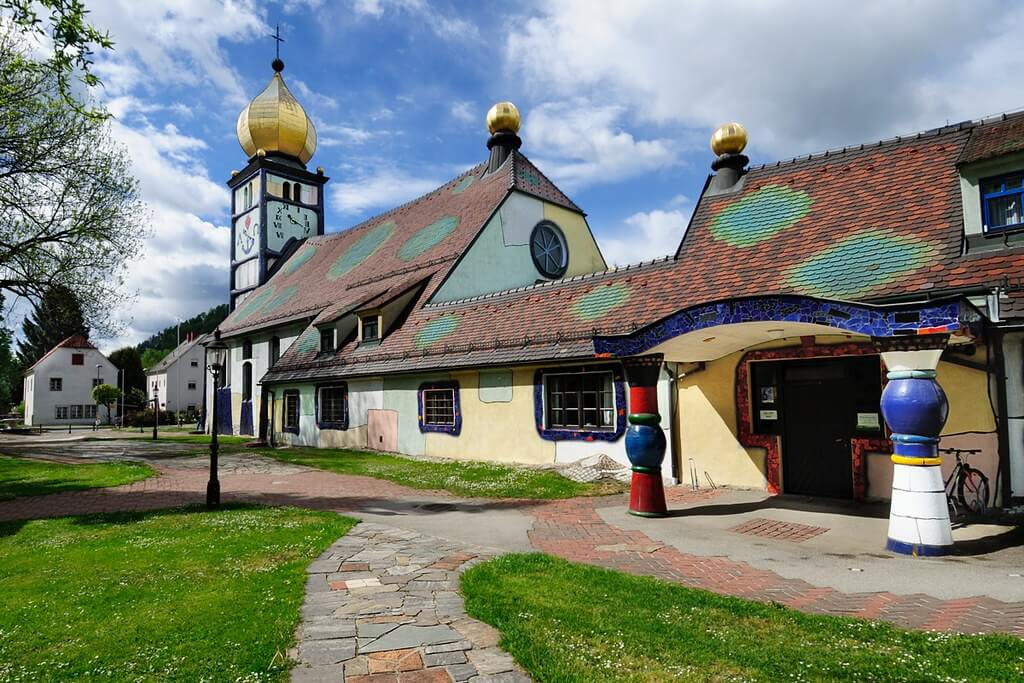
[993,328,1012,507]
[665,363,681,485]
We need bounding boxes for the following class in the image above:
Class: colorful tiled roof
[958,111,1024,165]
[265,112,1024,382]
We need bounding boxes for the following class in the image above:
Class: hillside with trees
[137,303,228,368]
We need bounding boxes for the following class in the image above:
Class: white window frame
[54,405,68,420]
[422,388,456,426]
[49,377,63,392]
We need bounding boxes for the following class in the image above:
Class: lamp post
[95,364,101,430]
[205,330,228,509]
[152,380,159,440]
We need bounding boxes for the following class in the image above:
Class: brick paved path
[528,492,1024,636]
[292,522,529,683]
[2,453,1024,636]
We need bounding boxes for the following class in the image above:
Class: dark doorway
[774,356,882,499]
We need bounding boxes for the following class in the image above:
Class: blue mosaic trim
[885,538,952,557]
[594,295,966,357]
[533,364,627,442]
[417,380,461,435]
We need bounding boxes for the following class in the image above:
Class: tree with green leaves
[91,383,120,425]
[16,285,88,368]
[0,326,21,409]
[108,346,145,394]
[140,348,171,370]
[1,0,113,114]
[0,26,145,335]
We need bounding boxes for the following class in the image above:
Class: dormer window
[320,328,335,353]
[982,172,1023,233]
[360,314,380,343]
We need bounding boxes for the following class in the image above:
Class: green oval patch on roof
[709,185,813,248]
[784,228,936,299]
[282,244,316,275]
[261,284,298,315]
[414,314,460,349]
[398,215,460,262]
[231,286,276,324]
[293,326,321,356]
[451,176,474,195]
[573,282,631,322]
[329,221,395,280]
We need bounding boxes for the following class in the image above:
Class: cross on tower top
[269,24,285,72]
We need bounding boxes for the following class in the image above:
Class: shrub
[130,409,177,428]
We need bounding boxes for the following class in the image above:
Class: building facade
[146,332,207,417]
[23,335,118,426]
[208,58,1024,553]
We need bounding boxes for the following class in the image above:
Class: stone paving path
[292,522,529,683]
[2,445,1024,638]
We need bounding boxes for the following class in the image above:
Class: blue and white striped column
[879,348,952,556]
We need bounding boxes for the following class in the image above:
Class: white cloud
[98,120,231,348]
[88,0,265,104]
[317,121,378,146]
[598,208,690,267]
[330,168,444,216]
[507,0,1024,157]
[293,78,339,111]
[352,0,479,41]
[524,100,676,191]
[450,100,475,125]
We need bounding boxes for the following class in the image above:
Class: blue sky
[39,0,1024,349]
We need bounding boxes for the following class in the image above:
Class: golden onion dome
[236,61,317,165]
[710,122,748,156]
[486,101,521,135]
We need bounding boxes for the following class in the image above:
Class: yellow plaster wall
[320,425,368,450]
[677,351,768,490]
[936,359,996,435]
[543,203,607,275]
[424,368,556,464]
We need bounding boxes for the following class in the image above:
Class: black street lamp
[205,329,228,509]
[151,380,159,440]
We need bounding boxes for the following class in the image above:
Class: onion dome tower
[235,57,318,166]
[227,54,328,311]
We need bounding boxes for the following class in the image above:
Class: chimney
[708,122,749,192]
[485,101,522,173]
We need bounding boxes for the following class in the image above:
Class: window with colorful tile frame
[316,383,349,430]
[533,363,627,442]
[417,380,461,435]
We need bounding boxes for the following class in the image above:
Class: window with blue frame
[982,172,1024,232]
[417,381,461,435]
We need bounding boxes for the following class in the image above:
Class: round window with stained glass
[530,220,569,279]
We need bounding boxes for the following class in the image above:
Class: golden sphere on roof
[236,61,317,164]
[486,101,521,135]
[710,122,748,156]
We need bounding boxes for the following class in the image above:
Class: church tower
[228,55,328,310]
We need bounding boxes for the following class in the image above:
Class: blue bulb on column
[625,424,666,469]
[880,378,948,438]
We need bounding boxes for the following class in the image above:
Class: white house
[146,332,207,417]
[23,335,118,426]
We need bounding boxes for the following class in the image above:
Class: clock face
[234,208,259,259]
[268,200,318,252]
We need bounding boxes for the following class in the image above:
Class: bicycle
[940,447,990,520]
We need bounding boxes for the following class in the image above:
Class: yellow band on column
[890,455,942,466]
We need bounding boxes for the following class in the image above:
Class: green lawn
[0,455,153,501]
[462,554,1024,682]
[0,505,355,682]
[93,433,253,446]
[254,447,623,499]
